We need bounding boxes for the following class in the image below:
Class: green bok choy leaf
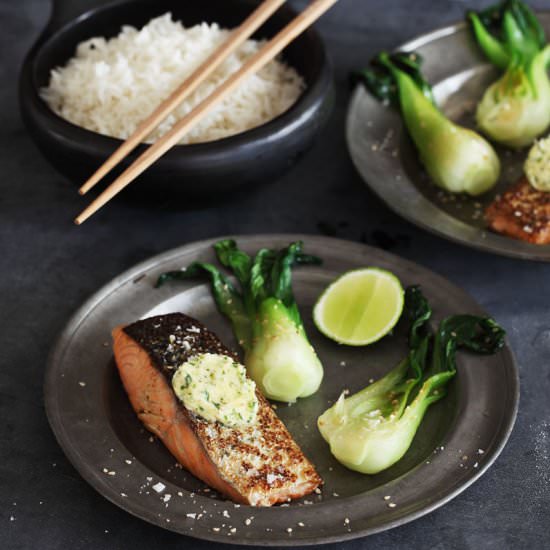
[317,286,505,475]
[156,240,324,403]
[468,0,550,147]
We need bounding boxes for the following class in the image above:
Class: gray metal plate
[44,235,518,545]
[347,15,550,261]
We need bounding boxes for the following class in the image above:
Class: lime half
[313,268,404,346]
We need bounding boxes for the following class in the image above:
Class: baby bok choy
[317,286,505,475]
[469,0,550,147]
[356,51,500,195]
[156,239,324,403]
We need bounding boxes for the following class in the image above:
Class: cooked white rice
[41,13,305,144]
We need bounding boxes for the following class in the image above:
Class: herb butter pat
[525,136,550,192]
[172,353,258,428]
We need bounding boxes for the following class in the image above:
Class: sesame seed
[478,448,485,454]
[287,527,293,533]
[78,381,86,387]
[230,528,237,533]
[298,522,305,527]
[344,518,350,525]
[388,502,397,508]
[384,495,391,500]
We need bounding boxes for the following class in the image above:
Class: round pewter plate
[44,235,518,545]
[347,14,550,261]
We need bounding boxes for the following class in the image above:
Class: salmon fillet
[485,177,550,244]
[112,313,322,506]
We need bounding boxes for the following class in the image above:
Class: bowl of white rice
[20,0,334,199]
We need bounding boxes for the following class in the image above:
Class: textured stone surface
[1,0,549,548]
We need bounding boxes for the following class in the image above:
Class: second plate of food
[45,235,518,545]
[347,13,550,261]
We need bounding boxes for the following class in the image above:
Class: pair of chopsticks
[75,0,339,224]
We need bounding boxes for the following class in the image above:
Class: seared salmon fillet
[485,177,550,244]
[112,313,322,506]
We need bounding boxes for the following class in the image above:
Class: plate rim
[44,234,520,545]
[346,15,550,262]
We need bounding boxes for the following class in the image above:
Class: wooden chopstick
[75,0,338,225]
[78,0,287,196]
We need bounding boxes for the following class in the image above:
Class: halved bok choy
[156,239,324,403]
[468,0,550,147]
[356,51,500,195]
[317,286,505,475]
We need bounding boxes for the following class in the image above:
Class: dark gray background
[2,0,549,549]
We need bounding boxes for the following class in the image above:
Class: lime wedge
[313,268,404,346]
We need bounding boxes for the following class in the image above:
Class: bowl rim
[22,0,333,157]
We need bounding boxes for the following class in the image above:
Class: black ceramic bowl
[19,0,334,198]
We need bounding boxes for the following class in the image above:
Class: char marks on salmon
[113,313,322,506]
[485,177,550,244]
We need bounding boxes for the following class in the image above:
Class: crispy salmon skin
[485,177,550,244]
[112,313,322,506]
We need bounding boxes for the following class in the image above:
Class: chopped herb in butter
[172,353,258,428]
[525,136,550,191]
